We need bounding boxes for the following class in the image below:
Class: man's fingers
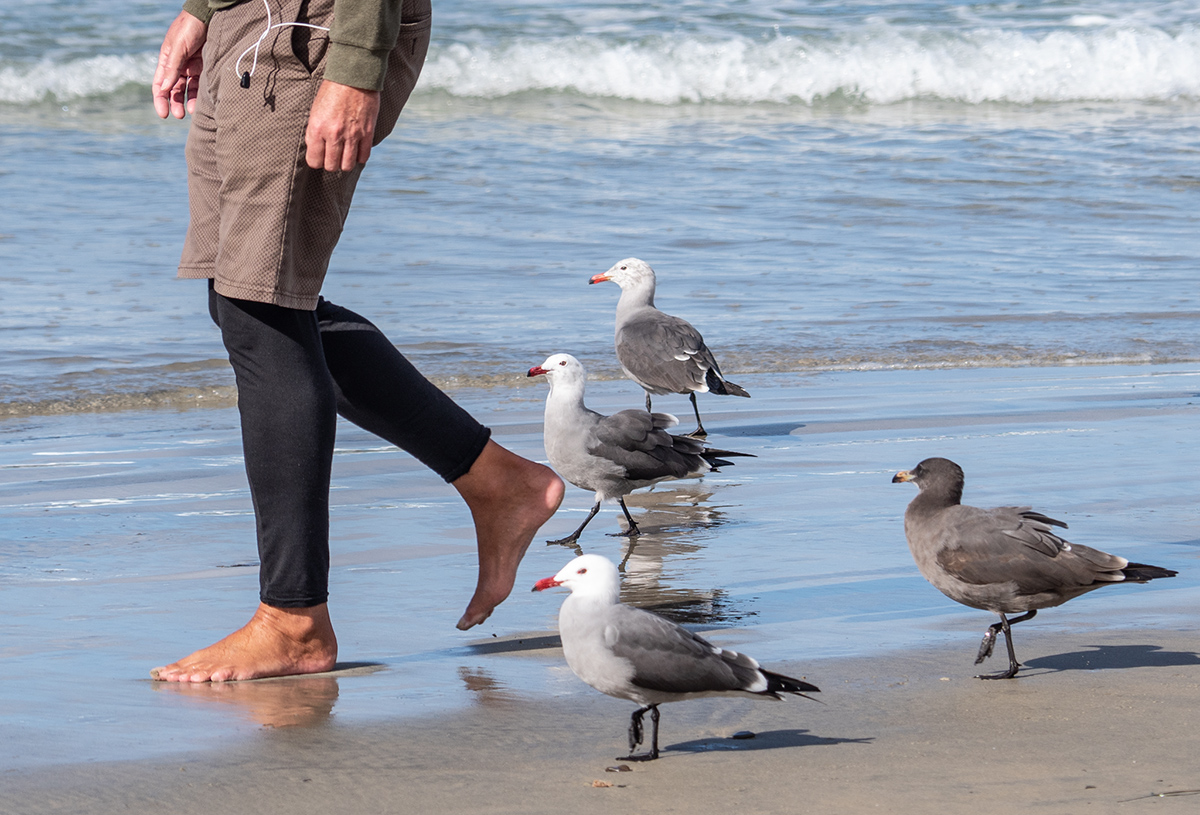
[305,134,326,171]
[303,132,372,172]
[355,135,373,167]
[342,136,368,172]
[304,81,380,171]
[152,12,207,120]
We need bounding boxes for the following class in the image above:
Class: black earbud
[240,71,251,88]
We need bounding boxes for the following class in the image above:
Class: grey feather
[592,258,748,435]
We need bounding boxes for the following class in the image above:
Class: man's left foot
[452,441,564,629]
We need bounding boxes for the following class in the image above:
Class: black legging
[208,282,491,607]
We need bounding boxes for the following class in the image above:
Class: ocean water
[3,0,1200,413]
[1,0,1198,770]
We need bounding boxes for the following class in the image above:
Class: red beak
[532,576,562,592]
[527,366,548,377]
[588,273,610,285]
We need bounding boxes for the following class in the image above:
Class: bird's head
[893,457,965,504]
[527,353,586,391]
[589,257,655,289]
[533,553,621,602]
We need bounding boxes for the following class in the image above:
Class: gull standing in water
[590,258,748,438]
[527,354,750,546]
[894,457,1178,679]
[534,554,819,760]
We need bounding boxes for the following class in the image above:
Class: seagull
[533,553,819,761]
[590,258,749,438]
[527,354,751,546]
[893,457,1178,679]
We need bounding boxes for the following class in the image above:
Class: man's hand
[152,11,208,119]
[305,81,382,172]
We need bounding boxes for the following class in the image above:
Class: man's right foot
[150,602,338,682]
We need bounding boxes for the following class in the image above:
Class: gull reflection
[589,485,755,627]
[457,666,519,707]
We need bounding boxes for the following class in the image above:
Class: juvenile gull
[527,354,751,545]
[893,457,1178,679]
[590,258,749,438]
[533,553,818,760]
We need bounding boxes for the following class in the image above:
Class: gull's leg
[686,392,707,438]
[607,497,641,538]
[976,610,1036,680]
[547,501,600,547]
[619,704,660,761]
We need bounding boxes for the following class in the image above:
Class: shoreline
[5,356,1200,420]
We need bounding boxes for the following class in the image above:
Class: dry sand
[3,626,1198,815]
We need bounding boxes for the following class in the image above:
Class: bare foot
[150,603,338,682]
[453,440,564,629]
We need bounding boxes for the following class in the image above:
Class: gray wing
[589,410,706,482]
[616,311,720,393]
[935,505,1127,593]
[605,605,764,695]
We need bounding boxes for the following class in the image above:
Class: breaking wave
[420,25,1200,104]
[5,25,1200,107]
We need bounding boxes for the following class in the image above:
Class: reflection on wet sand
[151,673,343,728]
[569,484,757,627]
[457,666,521,707]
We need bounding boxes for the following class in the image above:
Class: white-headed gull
[589,258,749,438]
[894,457,1178,679]
[534,554,818,760]
[527,354,751,546]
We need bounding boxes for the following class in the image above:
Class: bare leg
[453,440,564,630]
[150,603,337,682]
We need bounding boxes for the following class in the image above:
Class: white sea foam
[4,26,1198,107]
[422,25,1200,104]
[0,53,155,104]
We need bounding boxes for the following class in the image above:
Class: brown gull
[893,457,1177,679]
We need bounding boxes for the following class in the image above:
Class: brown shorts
[178,0,432,310]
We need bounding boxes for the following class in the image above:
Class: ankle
[251,603,335,644]
[453,441,536,503]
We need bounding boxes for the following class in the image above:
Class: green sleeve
[324,0,404,92]
[177,0,404,91]
[181,0,215,24]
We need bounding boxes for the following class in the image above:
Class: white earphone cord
[233,0,331,87]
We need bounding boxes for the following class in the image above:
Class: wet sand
[1,364,1197,810]
[2,627,1198,815]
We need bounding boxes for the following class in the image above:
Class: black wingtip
[1121,563,1178,582]
[762,669,820,696]
[705,368,751,398]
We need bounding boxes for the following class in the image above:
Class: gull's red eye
[577,568,587,574]
[559,360,567,366]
